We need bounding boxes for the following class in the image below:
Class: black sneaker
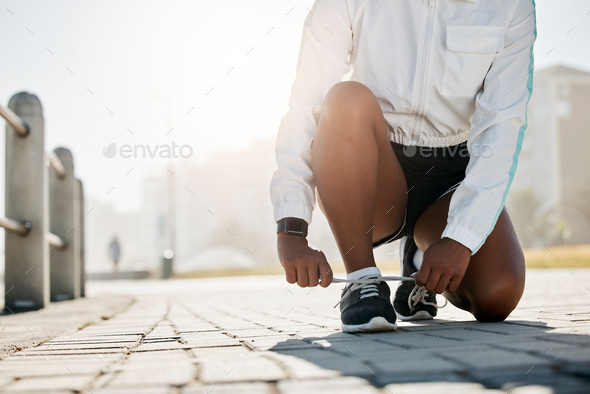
[339,276,397,333]
[393,237,438,321]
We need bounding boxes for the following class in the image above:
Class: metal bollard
[77,179,85,298]
[49,147,80,301]
[4,92,50,311]
[161,249,174,279]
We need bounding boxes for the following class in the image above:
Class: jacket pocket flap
[446,26,505,53]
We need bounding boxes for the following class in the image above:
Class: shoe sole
[342,316,397,333]
[395,310,434,321]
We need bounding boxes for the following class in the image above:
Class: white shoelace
[408,285,448,312]
[332,276,447,311]
[332,275,413,308]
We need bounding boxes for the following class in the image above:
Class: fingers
[416,255,446,293]
[447,271,466,293]
[424,269,442,293]
[296,270,309,287]
[434,273,452,294]
[284,251,331,288]
[307,265,320,287]
[318,256,333,288]
[285,267,297,285]
[305,251,330,287]
[415,265,430,288]
[447,278,460,293]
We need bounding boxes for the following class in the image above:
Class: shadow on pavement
[268,320,590,391]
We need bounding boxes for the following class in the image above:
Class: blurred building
[511,64,590,246]
[131,140,281,272]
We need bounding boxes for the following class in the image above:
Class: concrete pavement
[1,268,589,393]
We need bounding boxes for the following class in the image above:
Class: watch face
[288,219,304,234]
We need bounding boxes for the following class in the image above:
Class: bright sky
[0,0,589,211]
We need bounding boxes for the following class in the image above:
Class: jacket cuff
[441,223,483,255]
[274,202,313,225]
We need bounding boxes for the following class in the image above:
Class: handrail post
[4,92,49,311]
[76,179,85,298]
[49,147,80,301]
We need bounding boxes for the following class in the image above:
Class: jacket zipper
[412,0,437,144]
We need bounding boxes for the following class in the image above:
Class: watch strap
[277,217,308,237]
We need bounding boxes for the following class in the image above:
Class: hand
[415,237,471,294]
[277,232,333,288]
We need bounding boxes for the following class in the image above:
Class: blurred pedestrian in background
[109,236,121,274]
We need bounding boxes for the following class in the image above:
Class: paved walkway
[1,268,589,393]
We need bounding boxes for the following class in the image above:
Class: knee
[470,266,525,323]
[319,81,379,126]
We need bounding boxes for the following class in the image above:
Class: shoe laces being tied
[407,283,448,312]
[333,275,414,308]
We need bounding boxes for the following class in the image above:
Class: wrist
[442,237,471,255]
[278,231,307,243]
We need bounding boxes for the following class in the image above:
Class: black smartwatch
[277,217,308,237]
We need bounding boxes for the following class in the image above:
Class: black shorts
[372,141,470,248]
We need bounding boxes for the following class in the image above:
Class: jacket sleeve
[441,0,537,253]
[270,0,353,225]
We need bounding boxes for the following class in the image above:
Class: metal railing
[1,91,85,311]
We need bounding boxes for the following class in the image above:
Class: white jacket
[270,0,536,253]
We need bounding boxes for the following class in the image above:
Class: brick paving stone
[4,354,120,363]
[368,351,465,375]
[384,381,504,393]
[0,360,110,377]
[183,339,242,349]
[349,331,462,349]
[189,346,252,360]
[243,336,323,351]
[275,326,345,335]
[268,350,378,379]
[2,374,96,392]
[535,332,590,347]
[468,366,590,393]
[222,328,288,338]
[465,322,555,336]
[540,346,590,363]
[126,349,189,362]
[106,365,196,387]
[562,362,590,380]
[0,296,133,359]
[297,331,364,341]
[374,371,470,386]
[493,337,590,364]
[131,342,191,352]
[181,332,242,348]
[547,325,590,336]
[313,339,404,358]
[420,327,514,343]
[13,347,126,356]
[277,377,380,394]
[93,349,196,388]
[0,375,15,389]
[1,269,589,392]
[493,338,570,354]
[44,338,139,345]
[26,342,132,351]
[197,353,285,383]
[88,386,171,394]
[181,382,276,393]
[442,347,553,370]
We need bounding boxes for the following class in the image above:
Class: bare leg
[414,192,526,322]
[311,81,407,273]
